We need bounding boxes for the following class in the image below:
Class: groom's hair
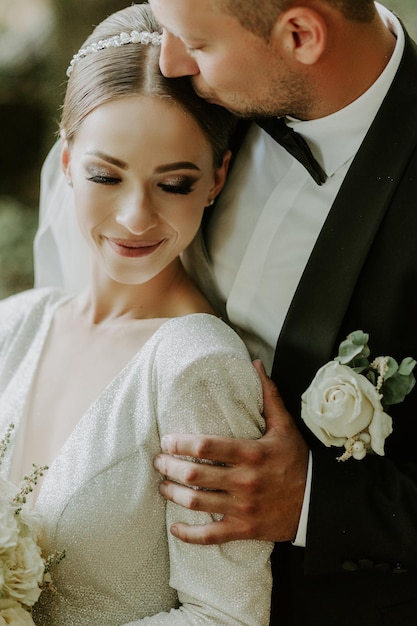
[216,0,376,39]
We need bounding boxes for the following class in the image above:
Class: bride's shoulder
[151,313,264,435]
[153,313,250,365]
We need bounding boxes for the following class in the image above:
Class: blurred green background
[0,0,416,298]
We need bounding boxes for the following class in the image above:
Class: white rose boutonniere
[301,331,416,461]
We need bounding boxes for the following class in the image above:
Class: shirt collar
[286,3,405,177]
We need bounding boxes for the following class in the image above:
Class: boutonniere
[301,331,416,461]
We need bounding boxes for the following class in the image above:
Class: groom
[149,1,417,624]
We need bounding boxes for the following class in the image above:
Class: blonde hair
[61,3,236,166]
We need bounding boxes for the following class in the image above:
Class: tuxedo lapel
[272,33,417,417]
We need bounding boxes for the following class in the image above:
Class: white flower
[0,425,65,619]
[17,508,42,542]
[1,535,44,607]
[301,361,393,458]
[0,599,36,625]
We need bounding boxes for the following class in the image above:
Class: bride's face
[61,95,229,286]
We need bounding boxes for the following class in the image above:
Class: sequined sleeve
[133,315,273,625]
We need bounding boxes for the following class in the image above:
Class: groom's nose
[159,31,200,78]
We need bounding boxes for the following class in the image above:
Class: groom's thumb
[253,359,292,435]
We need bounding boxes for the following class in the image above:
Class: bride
[0,4,273,625]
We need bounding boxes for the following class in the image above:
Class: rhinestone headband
[66,30,162,77]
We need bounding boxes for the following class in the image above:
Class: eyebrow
[87,152,201,174]
[155,162,201,173]
[87,151,128,169]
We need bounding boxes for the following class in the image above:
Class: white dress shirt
[208,3,403,375]
[207,3,404,545]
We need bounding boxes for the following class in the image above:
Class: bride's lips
[106,237,164,258]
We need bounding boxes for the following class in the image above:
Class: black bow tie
[256,117,327,186]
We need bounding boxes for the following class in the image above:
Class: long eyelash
[87,175,120,185]
[159,183,195,195]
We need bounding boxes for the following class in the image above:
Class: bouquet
[301,331,416,461]
[0,424,64,625]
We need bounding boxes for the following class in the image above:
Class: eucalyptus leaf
[351,356,370,372]
[347,330,369,345]
[383,357,399,380]
[398,357,417,376]
[381,372,416,406]
[336,331,370,364]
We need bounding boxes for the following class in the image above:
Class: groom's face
[149,0,302,118]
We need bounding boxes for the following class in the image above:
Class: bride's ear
[208,150,232,204]
[60,132,72,185]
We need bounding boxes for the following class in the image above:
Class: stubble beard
[192,71,314,120]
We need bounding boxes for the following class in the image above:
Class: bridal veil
[34,140,90,293]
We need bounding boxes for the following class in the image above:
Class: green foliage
[382,368,416,406]
[336,330,416,408]
[336,330,370,366]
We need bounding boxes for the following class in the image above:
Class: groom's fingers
[154,361,309,544]
[159,432,259,465]
[155,454,232,491]
[169,516,263,545]
[158,478,233,516]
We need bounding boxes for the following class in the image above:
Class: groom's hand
[153,360,309,544]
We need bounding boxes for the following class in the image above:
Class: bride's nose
[115,193,158,234]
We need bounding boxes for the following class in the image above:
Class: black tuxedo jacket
[264,28,417,626]
[187,24,417,625]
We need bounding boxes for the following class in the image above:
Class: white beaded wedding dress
[0,288,273,625]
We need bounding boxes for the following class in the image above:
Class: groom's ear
[270,6,327,66]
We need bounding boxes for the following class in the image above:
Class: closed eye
[185,44,202,53]
[158,182,195,195]
[158,174,198,195]
[87,175,121,185]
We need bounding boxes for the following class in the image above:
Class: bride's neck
[74,260,212,325]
